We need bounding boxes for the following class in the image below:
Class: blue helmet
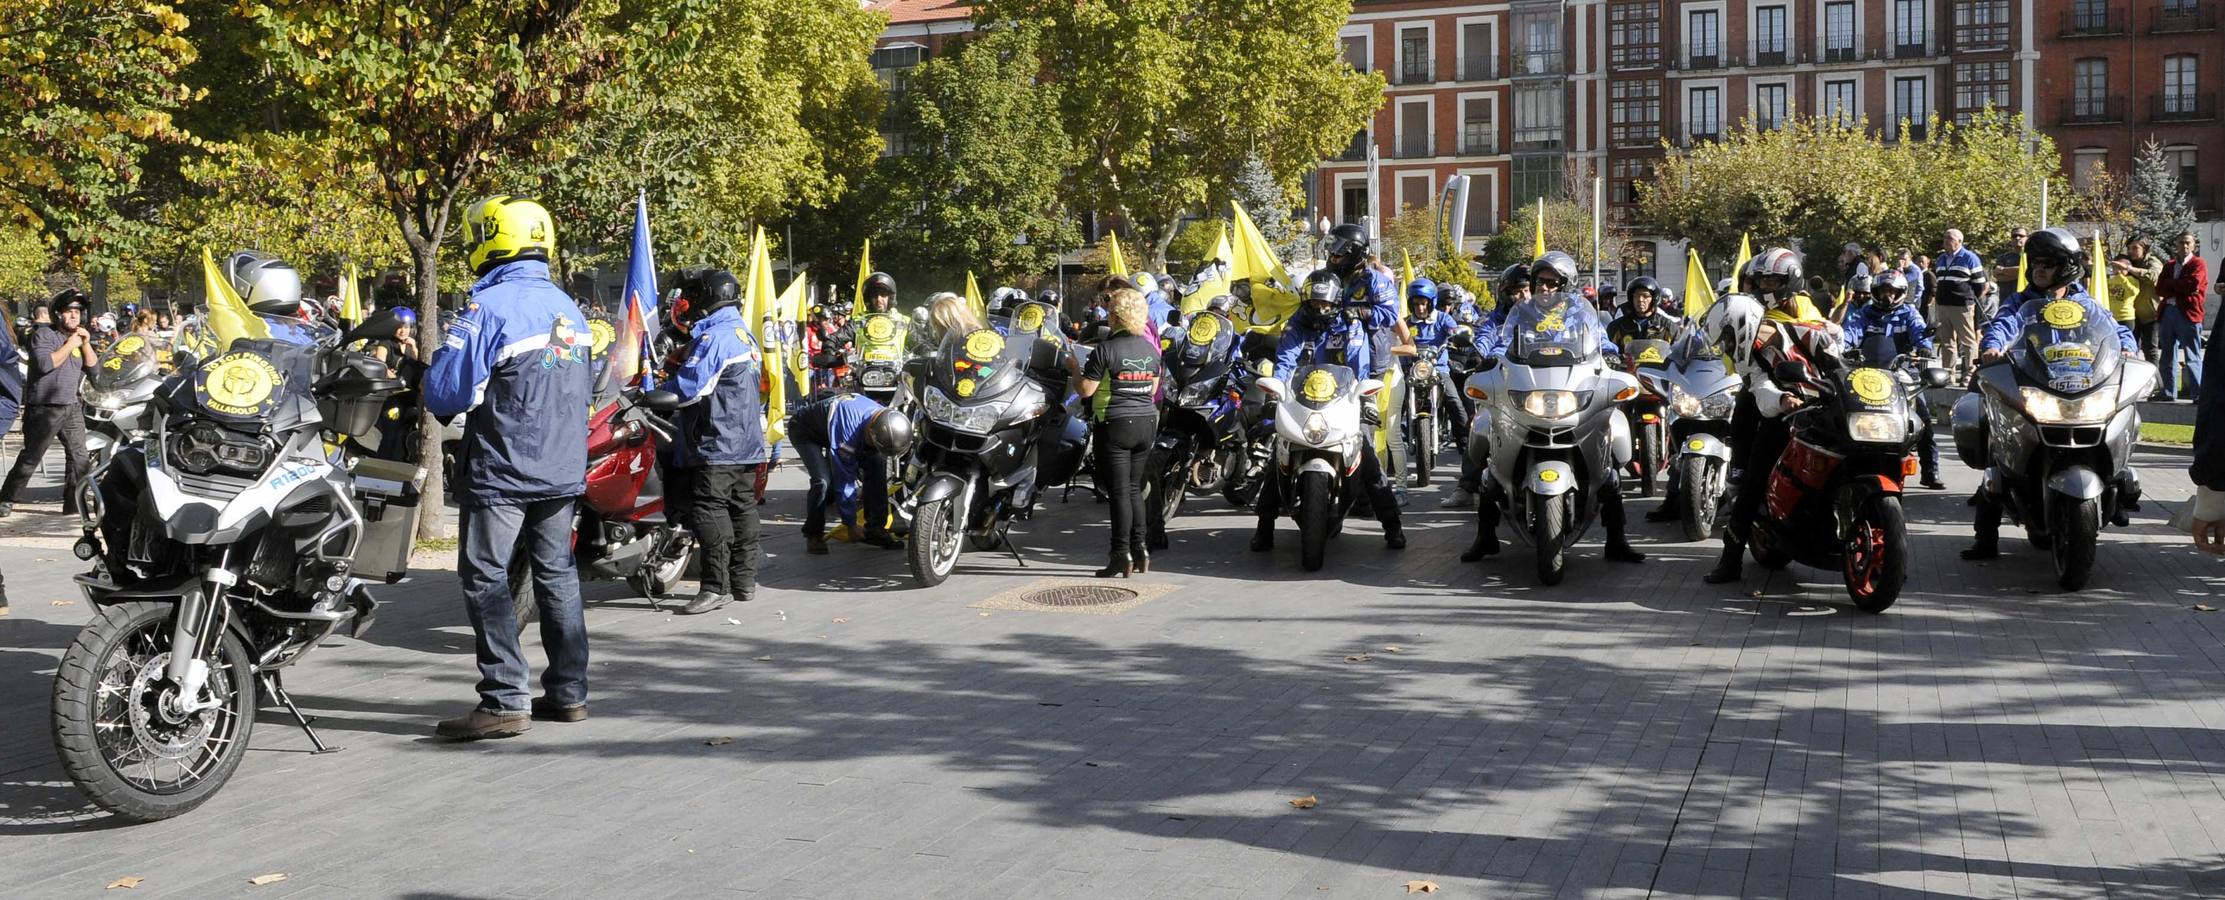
[1406,277,1439,305]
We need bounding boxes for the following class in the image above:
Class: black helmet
[696,269,742,314]
[2023,227,2084,291]
[867,407,913,456]
[224,250,305,316]
[1034,288,1062,308]
[1529,252,1576,293]
[1324,223,1369,275]
[862,272,897,311]
[1300,270,1341,329]
[1500,263,1532,297]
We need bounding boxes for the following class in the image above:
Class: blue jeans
[458,498,588,713]
[793,440,886,539]
[2159,306,2205,399]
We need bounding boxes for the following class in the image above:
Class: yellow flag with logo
[965,271,987,322]
[744,227,786,444]
[201,247,270,353]
[1731,233,1753,286]
[851,238,873,317]
[777,273,810,388]
[1183,227,1235,317]
[1683,247,1716,319]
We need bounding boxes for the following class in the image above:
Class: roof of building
[866,0,972,25]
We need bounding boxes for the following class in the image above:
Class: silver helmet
[224,250,303,317]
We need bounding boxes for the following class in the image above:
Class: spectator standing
[0,290,95,517]
[1931,229,1987,378]
[1079,288,1163,577]
[1992,227,2030,287]
[1915,253,1936,323]
[2112,237,2164,361]
[0,316,19,614]
[1896,249,1926,312]
[2156,232,2208,401]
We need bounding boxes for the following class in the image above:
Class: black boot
[1131,546,1151,573]
[1095,552,1133,578]
[1961,493,2001,560]
[1382,521,1406,550]
[1461,505,1501,561]
[1703,535,1744,584]
[1644,496,1680,522]
[1249,522,1274,552]
[1601,494,1647,563]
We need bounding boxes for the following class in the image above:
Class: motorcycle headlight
[1519,390,1587,419]
[1667,386,1702,417]
[1700,393,1736,419]
[168,420,271,475]
[1845,411,1908,444]
[2018,387,2112,425]
[88,391,124,411]
[922,386,1007,435]
[1177,381,1218,407]
[1303,412,1329,444]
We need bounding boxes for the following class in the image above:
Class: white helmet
[224,250,304,317]
[1700,292,1765,369]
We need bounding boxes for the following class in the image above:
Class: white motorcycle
[1464,295,1639,584]
[1638,334,1742,541]
[1256,363,1382,571]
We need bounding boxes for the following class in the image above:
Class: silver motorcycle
[1637,333,1741,541]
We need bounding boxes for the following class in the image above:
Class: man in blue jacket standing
[669,269,771,616]
[424,196,595,740]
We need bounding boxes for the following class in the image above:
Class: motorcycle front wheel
[1677,455,1718,542]
[1413,414,1437,486]
[1148,447,1187,527]
[907,498,963,587]
[2052,496,2099,591]
[1842,495,1908,613]
[1531,490,1567,585]
[1637,424,1661,497]
[1298,471,1333,572]
[52,600,258,822]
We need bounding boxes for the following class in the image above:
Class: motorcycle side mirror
[1473,356,1500,372]
[1257,376,1288,401]
[1772,361,1808,385]
[1359,379,1385,397]
[1921,367,1951,389]
[642,390,682,413]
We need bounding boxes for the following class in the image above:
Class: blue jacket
[1841,302,1934,355]
[0,322,21,424]
[1406,310,1457,372]
[1931,248,1986,307]
[1979,285,2136,353]
[672,305,771,467]
[787,392,884,521]
[1341,268,1402,375]
[1276,314,1371,376]
[1483,298,1618,359]
[426,260,594,507]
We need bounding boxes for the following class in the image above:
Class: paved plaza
[2,445,2223,898]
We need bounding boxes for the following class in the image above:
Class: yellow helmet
[462,195,556,274]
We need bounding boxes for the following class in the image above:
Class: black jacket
[2194,317,2224,491]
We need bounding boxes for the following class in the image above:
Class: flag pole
[1591,174,1603,288]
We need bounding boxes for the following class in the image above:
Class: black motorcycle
[1145,310,1246,540]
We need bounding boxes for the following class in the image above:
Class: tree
[973,0,1381,268]
[0,2,197,268]
[867,26,1079,290]
[1231,155,1305,259]
[1473,200,1618,274]
[0,226,52,307]
[2128,139,2195,247]
[243,0,636,537]
[1164,217,1230,273]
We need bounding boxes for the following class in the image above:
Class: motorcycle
[899,319,1084,586]
[81,334,164,470]
[1464,296,1638,585]
[1403,345,1446,486]
[1146,310,1247,533]
[1953,300,2153,590]
[1638,335,1741,541]
[1747,336,1947,612]
[851,311,911,408]
[1255,362,1382,572]
[54,335,419,821]
[1619,339,1673,497]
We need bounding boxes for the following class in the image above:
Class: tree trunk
[409,228,451,541]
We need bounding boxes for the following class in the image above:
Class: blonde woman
[925,291,982,343]
[1076,288,1163,577]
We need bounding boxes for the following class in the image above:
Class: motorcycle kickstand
[998,522,1028,567]
[261,671,340,755]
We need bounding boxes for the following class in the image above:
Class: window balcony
[1510,49,1566,77]
[1680,49,1727,71]
[1460,132,1501,156]
[1460,57,1500,81]
[2059,8,2129,36]
[1891,36,1934,58]
[1393,137,1437,159]
[1398,59,1434,85]
[1951,23,2012,51]
[2152,91,2219,122]
[2058,96,2127,125]
[2151,4,2219,31]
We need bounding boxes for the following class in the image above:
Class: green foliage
[1232,155,1304,258]
[141,134,410,290]
[1165,218,1230,272]
[0,2,198,267]
[1642,111,2065,266]
[1377,200,1489,301]
[1473,200,1616,274]
[866,26,1080,289]
[0,226,53,304]
[2129,139,2196,247]
[973,0,1381,267]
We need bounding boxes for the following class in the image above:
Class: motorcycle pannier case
[349,456,420,583]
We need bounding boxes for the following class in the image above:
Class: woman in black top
[1079,288,1164,577]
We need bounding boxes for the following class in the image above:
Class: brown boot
[435,707,531,741]
[531,698,587,723]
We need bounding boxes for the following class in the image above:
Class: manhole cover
[1019,585,1138,608]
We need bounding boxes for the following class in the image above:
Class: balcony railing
[2152,91,2219,122]
[1608,47,1661,72]
[1459,131,1501,156]
[1338,132,1368,161]
[2151,4,2219,31]
[1393,138,1435,159]
[1399,58,1433,85]
[2060,8,2129,35]
[1682,130,1723,147]
[1460,57,1500,81]
[1952,23,2012,51]
[1891,36,1933,58]
[1819,42,1859,63]
[1509,49,1565,77]
[2058,96,2127,124]
[1681,47,1727,70]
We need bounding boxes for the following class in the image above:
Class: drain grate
[1018,585,1138,608]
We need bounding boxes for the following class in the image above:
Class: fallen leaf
[1344,654,1370,663]
[2195,605,2217,612]
[832,617,849,624]
[107,876,144,890]
[1404,879,1440,893]
[1383,645,1401,652]
[51,599,74,606]
[35,557,54,562]
[704,737,732,746]
[725,617,741,625]
[1289,795,1318,809]
[247,873,288,886]
[979,612,991,617]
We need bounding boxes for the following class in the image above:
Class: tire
[1414,415,1437,487]
[1842,495,1908,613]
[627,536,694,599]
[1298,471,1333,572]
[2053,496,2099,591]
[52,600,258,822]
[1637,424,1661,498]
[1678,456,1718,543]
[1531,490,1567,585]
[1148,447,1187,526]
[907,498,962,587]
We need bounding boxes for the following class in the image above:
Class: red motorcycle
[511,392,697,626]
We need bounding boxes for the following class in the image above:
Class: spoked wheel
[628,535,695,600]
[1531,490,1567,585]
[1842,496,1908,613]
[907,498,963,587]
[2052,497,2099,591]
[52,601,258,822]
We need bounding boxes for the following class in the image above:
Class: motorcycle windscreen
[937,322,1041,402]
[1167,312,1236,389]
[1288,364,1358,411]
[1504,294,1607,367]
[88,335,161,392]
[1624,338,1673,371]
[2010,299,2120,395]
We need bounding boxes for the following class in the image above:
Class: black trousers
[692,464,762,598]
[1094,416,1155,557]
[2,404,87,512]
[1724,407,1793,545]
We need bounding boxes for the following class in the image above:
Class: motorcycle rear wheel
[1148,447,1187,526]
[1298,471,1333,572]
[1842,495,1907,613]
[52,600,258,822]
[2052,497,2099,591]
[908,499,962,587]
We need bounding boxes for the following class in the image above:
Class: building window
[2160,0,2203,30]
[1754,6,1789,65]
[1610,79,1662,147]
[1513,82,1565,149]
[1687,10,1721,67]
[1400,26,1431,84]
[1893,0,1928,54]
[1461,97,1498,154]
[2163,54,2198,115]
[1953,0,2009,50]
[1824,2,1857,61]
[1755,82,1790,130]
[2074,58,2109,117]
[1339,180,1368,224]
[1398,98,1432,157]
[2071,149,2108,192]
[1609,3,1661,69]
[1622,241,1657,279]
[1892,75,1929,139]
[1342,34,1369,72]
[1610,157,1653,207]
[1687,86,1722,142]
[1460,22,1496,80]
[2071,0,2109,30]
[1463,177,1495,236]
[1511,156,1562,209]
[1953,61,2010,121]
[1514,10,1563,75]
[872,45,927,157]
[2163,145,2198,197]
[1823,79,1859,126]
[1399,174,1432,213]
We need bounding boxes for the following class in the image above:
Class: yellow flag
[1401,249,1417,287]
[851,238,873,317]
[777,273,810,388]
[965,271,987,322]
[1731,234,1753,286]
[744,227,786,444]
[1532,199,1547,259]
[1683,247,1717,319]
[2088,230,2108,311]
[1105,233,1131,283]
[202,247,270,352]
[338,262,364,326]
[1228,201,1291,287]
[2016,251,2028,294]
[1182,228,1234,317]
